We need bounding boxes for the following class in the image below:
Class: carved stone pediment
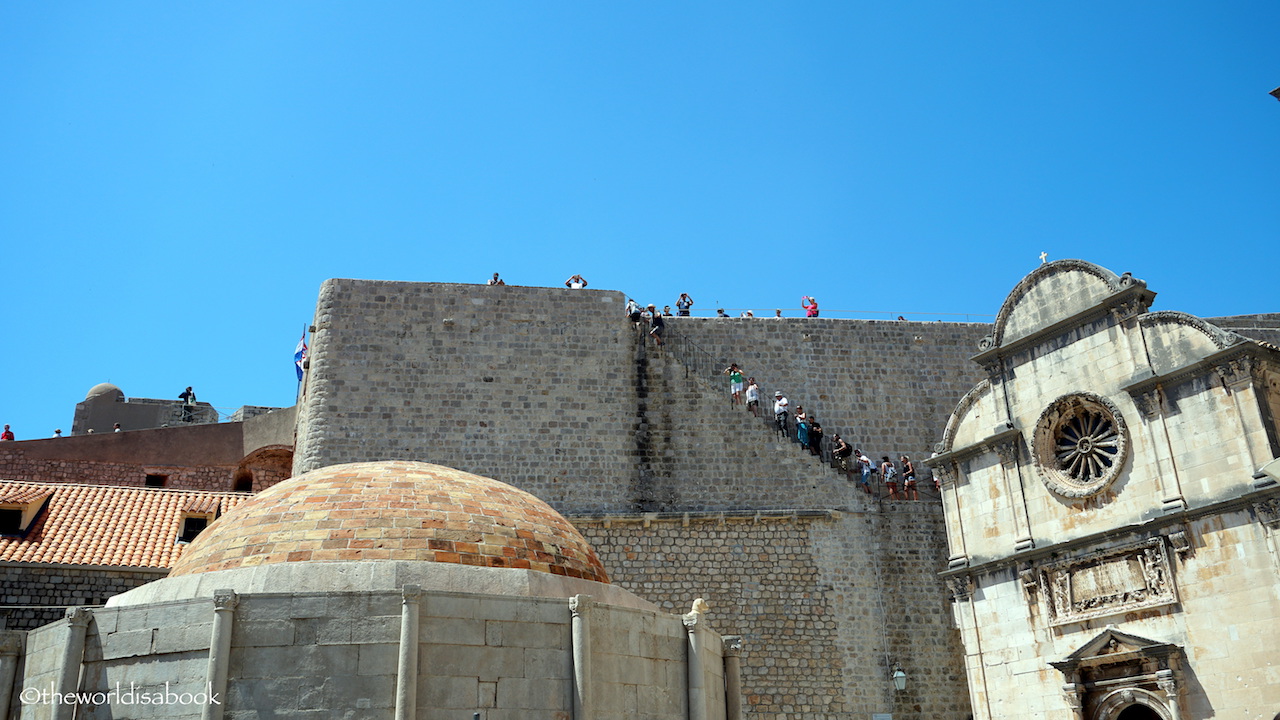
[1040,538,1176,626]
[1051,627,1184,720]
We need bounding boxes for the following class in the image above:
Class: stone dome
[169,461,609,583]
[85,382,123,400]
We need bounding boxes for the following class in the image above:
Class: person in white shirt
[565,274,588,289]
[773,391,789,436]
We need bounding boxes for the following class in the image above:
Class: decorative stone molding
[1142,311,1245,351]
[992,438,1020,467]
[1166,530,1192,558]
[568,593,593,619]
[65,606,93,627]
[1033,392,1130,499]
[722,635,743,657]
[946,575,975,602]
[1255,499,1280,530]
[1041,538,1176,625]
[1214,354,1256,391]
[212,589,239,613]
[1132,388,1165,419]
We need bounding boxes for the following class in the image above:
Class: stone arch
[1094,687,1174,720]
[234,444,294,493]
[985,259,1128,349]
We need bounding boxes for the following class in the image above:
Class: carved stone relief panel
[1041,538,1176,625]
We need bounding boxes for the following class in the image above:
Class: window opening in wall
[233,472,253,493]
[145,474,168,488]
[0,508,21,535]
[178,515,209,543]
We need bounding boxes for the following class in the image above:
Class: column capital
[401,584,423,605]
[65,607,93,627]
[722,636,743,657]
[212,589,239,612]
[569,594,594,618]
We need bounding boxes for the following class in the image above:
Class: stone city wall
[295,280,989,514]
[577,508,969,720]
[664,316,991,467]
[0,564,165,632]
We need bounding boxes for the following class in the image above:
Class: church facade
[926,260,1280,720]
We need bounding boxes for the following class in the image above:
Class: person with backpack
[882,456,900,500]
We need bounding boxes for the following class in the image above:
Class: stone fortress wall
[293,279,991,719]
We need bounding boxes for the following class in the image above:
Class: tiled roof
[170,461,610,583]
[0,484,52,505]
[0,481,249,568]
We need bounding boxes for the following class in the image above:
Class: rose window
[1054,409,1121,481]
[1034,394,1129,498]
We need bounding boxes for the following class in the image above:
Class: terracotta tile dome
[169,461,608,583]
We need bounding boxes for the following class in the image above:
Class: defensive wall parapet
[295,279,990,515]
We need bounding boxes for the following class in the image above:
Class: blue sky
[2,3,1277,438]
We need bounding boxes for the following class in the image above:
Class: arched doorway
[1116,704,1162,720]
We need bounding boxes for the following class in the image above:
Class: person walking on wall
[808,419,824,457]
[857,450,874,494]
[832,434,853,472]
[646,304,665,347]
[745,378,761,417]
[882,456,900,500]
[565,274,588,289]
[773,391,789,438]
[901,455,918,500]
[676,293,694,317]
[802,296,819,317]
[795,406,808,446]
[626,299,643,329]
[1,424,13,441]
[723,363,745,405]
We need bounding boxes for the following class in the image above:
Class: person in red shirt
[802,296,819,317]
[1,424,14,441]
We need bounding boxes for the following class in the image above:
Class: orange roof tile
[0,481,248,568]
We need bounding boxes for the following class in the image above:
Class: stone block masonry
[0,564,165,631]
[576,508,969,720]
[295,280,991,514]
[292,279,983,718]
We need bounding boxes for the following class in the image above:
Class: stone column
[395,585,423,720]
[721,636,743,720]
[1156,670,1181,720]
[202,590,239,720]
[683,611,707,720]
[0,631,23,720]
[569,594,594,720]
[55,607,92,720]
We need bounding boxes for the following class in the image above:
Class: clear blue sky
[2,3,1277,438]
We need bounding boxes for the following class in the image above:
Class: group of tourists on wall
[722,363,923,501]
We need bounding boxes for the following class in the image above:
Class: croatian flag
[295,331,308,381]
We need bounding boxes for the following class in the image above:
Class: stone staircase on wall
[627,328,873,513]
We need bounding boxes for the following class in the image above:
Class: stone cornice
[941,483,1280,580]
[973,282,1155,369]
[1122,342,1278,399]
